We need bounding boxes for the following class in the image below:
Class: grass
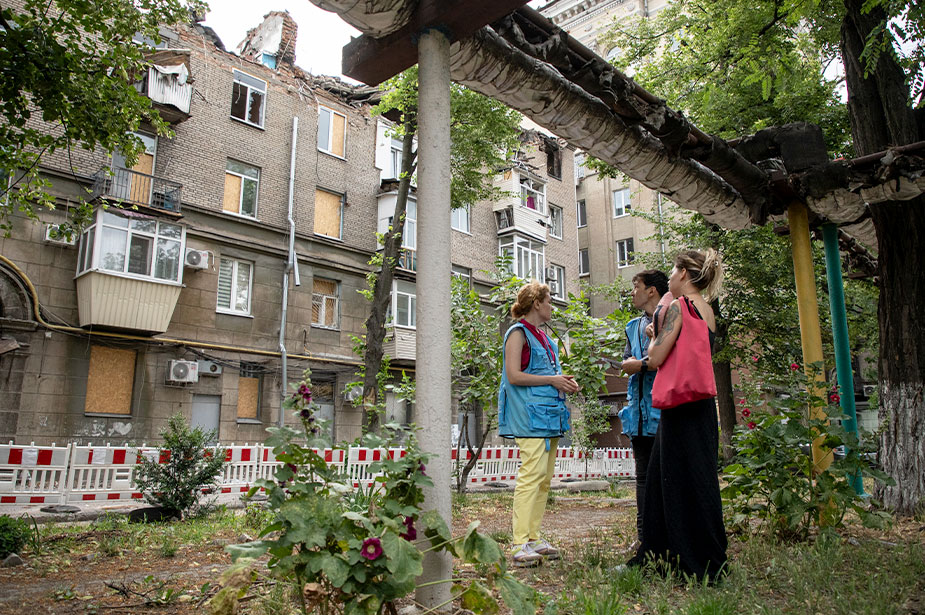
[452,490,925,615]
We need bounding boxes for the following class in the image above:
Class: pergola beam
[342,0,530,86]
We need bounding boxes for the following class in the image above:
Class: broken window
[231,69,266,128]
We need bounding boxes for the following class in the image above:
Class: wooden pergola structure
[308,1,925,606]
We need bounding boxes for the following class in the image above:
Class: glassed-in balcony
[92,167,182,213]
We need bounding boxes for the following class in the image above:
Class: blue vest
[618,316,661,438]
[497,323,571,439]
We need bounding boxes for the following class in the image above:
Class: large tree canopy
[0,0,202,236]
[604,0,924,513]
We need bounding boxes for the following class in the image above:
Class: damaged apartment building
[0,11,581,446]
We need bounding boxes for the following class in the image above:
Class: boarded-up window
[237,363,260,420]
[314,189,343,238]
[85,346,136,415]
[223,160,259,217]
[312,278,339,329]
[318,106,346,157]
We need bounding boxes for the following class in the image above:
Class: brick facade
[0,13,581,446]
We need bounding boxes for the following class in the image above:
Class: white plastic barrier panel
[600,448,635,477]
[220,445,260,495]
[65,445,145,503]
[0,443,70,504]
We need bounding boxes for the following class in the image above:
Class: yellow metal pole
[787,201,833,474]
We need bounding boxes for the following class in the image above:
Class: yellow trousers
[512,437,559,545]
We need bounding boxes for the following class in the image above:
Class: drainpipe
[279,116,301,427]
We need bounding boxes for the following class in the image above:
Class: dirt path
[0,494,636,614]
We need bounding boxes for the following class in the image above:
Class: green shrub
[0,514,30,557]
[132,412,227,518]
[722,363,892,540]
[215,371,536,615]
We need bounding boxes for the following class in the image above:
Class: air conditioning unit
[197,360,223,377]
[344,384,363,402]
[862,384,876,398]
[184,248,210,269]
[548,280,559,296]
[167,359,199,384]
[44,224,77,245]
[544,266,557,281]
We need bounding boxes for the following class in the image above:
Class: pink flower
[739,399,746,405]
[742,408,751,418]
[829,393,841,404]
[748,421,757,430]
[752,355,759,362]
[361,537,383,560]
[790,363,800,371]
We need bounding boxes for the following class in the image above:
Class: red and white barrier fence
[0,442,634,505]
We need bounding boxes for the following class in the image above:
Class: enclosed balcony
[92,167,182,214]
[136,50,193,124]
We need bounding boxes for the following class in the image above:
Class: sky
[202,0,547,80]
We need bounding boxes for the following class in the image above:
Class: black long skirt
[627,396,728,581]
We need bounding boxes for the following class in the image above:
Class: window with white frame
[499,235,545,282]
[217,257,253,315]
[574,151,586,180]
[230,69,266,128]
[77,210,183,282]
[312,278,339,329]
[402,199,416,251]
[519,176,546,214]
[451,205,470,233]
[392,280,416,328]
[549,263,566,300]
[577,199,587,227]
[390,136,403,179]
[318,106,347,157]
[616,238,635,268]
[223,160,259,217]
[549,204,563,239]
[612,187,631,217]
[579,248,589,276]
[451,264,471,287]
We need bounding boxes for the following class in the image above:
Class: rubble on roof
[237,11,298,66]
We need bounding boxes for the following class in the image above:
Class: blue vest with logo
[497,322,571,439]
[618,316,661,438]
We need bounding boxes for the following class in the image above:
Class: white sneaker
[528,539,560,560]
[511,542,543,567]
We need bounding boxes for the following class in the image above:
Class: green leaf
[457,581,499,615]
[225,541,269,562]
[319,553,351,588]
[461,522,503,564]
[498,573,538,615]
[381,532,423,584]
[420,509,456,555]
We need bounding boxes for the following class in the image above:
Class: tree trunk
[711,298,737,463]
[841,0,925,514]
[361,129,416,431]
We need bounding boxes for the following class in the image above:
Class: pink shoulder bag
[651,296,717,409]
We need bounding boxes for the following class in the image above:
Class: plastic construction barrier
[65,445,146,503]
[0,443,70,504]
[220,444,260,495]
[346,447,405,489]
[452,447,522,483]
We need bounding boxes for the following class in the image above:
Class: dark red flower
[748,421,757,430]
[739,399,747,405]
[790,363,800,371]
[361,537,383,560]
[400,516,417,541]
[742,408,751,418]
[829,393,841,404]
[298,384,310,395]
[300,408,312,419]
[287,463,298,473]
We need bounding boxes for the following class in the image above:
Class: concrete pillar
[414,28,453,610]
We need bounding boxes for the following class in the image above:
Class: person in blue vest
[498,280,580,567]
[618,269,669,543]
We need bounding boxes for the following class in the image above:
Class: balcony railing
[92,167,182,213]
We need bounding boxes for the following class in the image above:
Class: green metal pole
[821,223,865,495]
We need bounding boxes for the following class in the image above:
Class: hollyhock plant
[225,369,535,615]
[791,362,800,371]
[830,393,841,404]
[361,537,383,560]
[742,408,751,418]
